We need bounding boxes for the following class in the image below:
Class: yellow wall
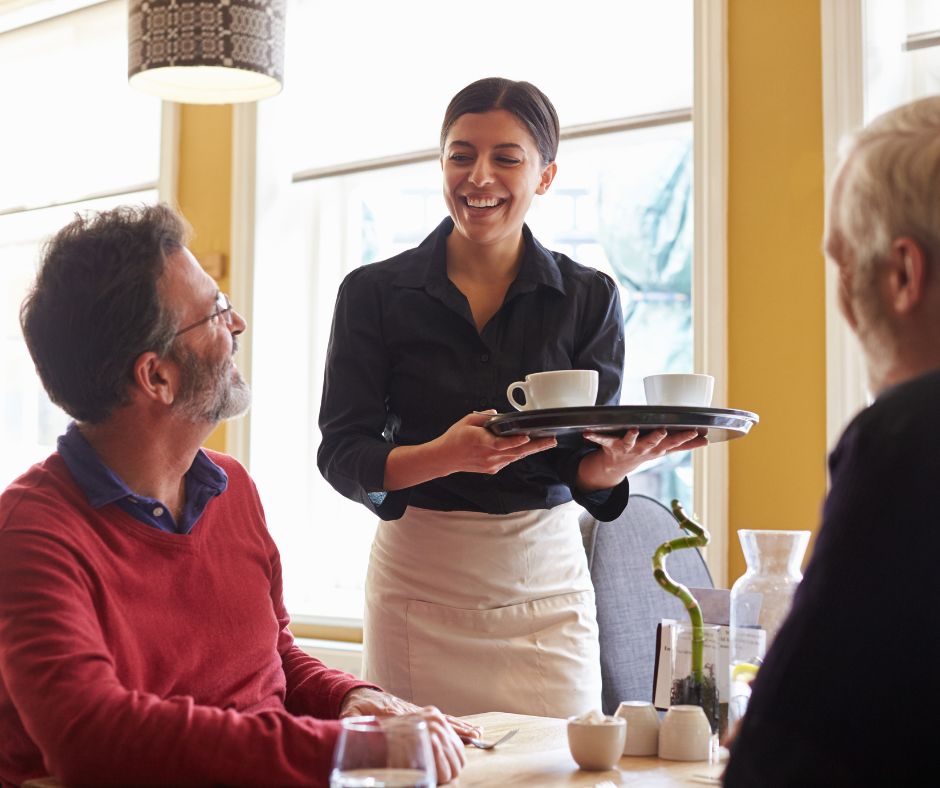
[726,0,828,581]
[176,103,233,453]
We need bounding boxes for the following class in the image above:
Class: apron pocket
[405,590,600,717]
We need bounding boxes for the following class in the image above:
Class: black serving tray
[485,405,759,443]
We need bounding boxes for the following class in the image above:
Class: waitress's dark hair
[440,77,560,165]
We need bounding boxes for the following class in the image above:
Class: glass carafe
[728,529,810,731]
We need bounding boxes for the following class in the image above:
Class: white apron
[362,501,602,718]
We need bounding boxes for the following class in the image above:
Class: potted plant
[652,499,719,733]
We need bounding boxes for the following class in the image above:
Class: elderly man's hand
[340,688,480,784]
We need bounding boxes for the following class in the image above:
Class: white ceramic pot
[614,701,660,756]
[658,705,711,761]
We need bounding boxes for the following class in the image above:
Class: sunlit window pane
[0,0,162,487]
[863,0,940,121]
[282,0,692,171]
[252,123,693,620]
[1,190,159,488]
[531,124,694,505]
[0,1,161,211]
[252,0,694,623]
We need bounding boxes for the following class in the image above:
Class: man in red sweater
[0,204,473,786]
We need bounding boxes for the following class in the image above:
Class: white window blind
[283,0,692,172]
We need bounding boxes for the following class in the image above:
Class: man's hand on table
[340,688,481,784]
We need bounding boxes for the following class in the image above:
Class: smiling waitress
[318,77,704,717]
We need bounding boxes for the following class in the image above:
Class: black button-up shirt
[317,217,629,521]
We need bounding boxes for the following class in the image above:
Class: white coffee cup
[643,373,715,408]
[506,370,599,411]
[615,700,660,756]
[658,705,712,761]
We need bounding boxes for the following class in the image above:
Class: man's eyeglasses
[174,292,234,337]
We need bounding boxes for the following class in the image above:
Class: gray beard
[170,344,252,424]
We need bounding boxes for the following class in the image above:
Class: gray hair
[830,95,940,271]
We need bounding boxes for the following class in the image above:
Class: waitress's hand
[576,428,708,492]
[435,410,557,475]
[384,411,556,491]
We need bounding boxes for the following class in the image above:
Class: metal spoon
[460,728,519,749]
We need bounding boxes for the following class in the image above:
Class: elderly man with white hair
[724,96,940,785]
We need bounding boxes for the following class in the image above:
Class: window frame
[821,0,868,460]
[235,1,729,638]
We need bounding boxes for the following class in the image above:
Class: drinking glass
[330,715,436,788]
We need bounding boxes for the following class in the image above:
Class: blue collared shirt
[57,422,228,534]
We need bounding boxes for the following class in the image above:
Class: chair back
[580,494,714,714]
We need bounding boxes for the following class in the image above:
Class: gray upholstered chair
[580,494,714,714]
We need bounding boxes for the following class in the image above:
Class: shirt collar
[57,421,228,509]
[392,217,567,296]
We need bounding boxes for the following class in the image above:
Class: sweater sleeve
[0,522,340,787]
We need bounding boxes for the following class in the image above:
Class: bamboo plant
[652,499,719,731]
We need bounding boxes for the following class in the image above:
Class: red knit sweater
[0,451,371,787]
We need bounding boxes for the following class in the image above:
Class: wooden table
[23,712,726,787]
[455,712,725,787]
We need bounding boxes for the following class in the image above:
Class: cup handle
[506,381,530,411]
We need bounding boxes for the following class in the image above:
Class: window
[250,0,696,623]
[0,0,163,487]
[864,0,940,119]
[822,0,940,452]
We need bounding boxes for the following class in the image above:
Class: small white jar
[658,705,711,761]
[614,701,660,756]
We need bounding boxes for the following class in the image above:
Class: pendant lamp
[128,0,286,104]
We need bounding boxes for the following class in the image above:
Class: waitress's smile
[463,195,506,209]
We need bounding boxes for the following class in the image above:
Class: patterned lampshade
[128,0,286,104]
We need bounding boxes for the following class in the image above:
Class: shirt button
[480,354,490,362]
[153,506,165,517]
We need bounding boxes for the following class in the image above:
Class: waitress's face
[441,109,556,250]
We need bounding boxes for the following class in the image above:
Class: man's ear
[132,351,177,406]
[887,236,927,315]
[536,161,557,195]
